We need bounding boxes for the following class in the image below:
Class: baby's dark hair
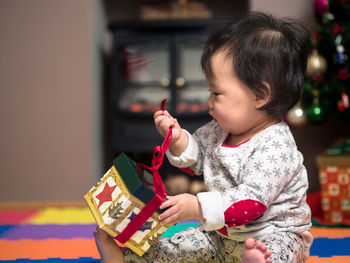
[201,12,311,116]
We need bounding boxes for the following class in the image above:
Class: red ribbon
[115,99,171,244]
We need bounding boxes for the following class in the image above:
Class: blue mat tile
[310,237,350,257]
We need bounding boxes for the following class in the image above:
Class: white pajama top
[166,120,313,248]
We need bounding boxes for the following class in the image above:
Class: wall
[0,0,105,202]
[250,0,316,27]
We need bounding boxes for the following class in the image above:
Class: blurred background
[0,0,349,203]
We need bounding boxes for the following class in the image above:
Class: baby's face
[206,52,271,143]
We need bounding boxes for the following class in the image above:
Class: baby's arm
[154,110,203,225]
[154,110,188,156]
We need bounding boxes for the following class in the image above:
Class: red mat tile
[0,210,39,224]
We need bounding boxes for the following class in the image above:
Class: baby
[95,11,313,262]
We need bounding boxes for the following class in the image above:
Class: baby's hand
[154,110,182,142]
[158,194,204,226]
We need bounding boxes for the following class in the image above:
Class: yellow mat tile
[27,207,95,224]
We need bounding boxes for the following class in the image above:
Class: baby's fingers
[153,110,164,119]
[161,110,172,118]
[160,215,179,226]
[160,196,176,209]
[159,208,181,226]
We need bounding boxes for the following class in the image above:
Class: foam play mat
[0,204,349,262]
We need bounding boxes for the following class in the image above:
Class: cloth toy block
[84,154,169,256]
[85,99,173,256]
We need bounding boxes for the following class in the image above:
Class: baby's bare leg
[242,238,272,263]
[94,227,125,263]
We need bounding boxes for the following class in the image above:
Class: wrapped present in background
[317,138,350,224]
[85,99,171,256]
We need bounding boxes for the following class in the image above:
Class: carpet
[0,203,349,262]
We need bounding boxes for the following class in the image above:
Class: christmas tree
[299,0,349,124]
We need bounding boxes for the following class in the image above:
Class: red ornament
[312,74,324,83]
[332,23,344,36]
[342,92,349,108]
[338,92,349,112]
[314,0,329,15]
[337,68,349,80]
[312,31,324,40]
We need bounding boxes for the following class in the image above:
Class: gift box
[316,138,350,224]
[84,99,171,256]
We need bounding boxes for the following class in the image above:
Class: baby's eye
[212,92,222,97]
[208,87,221,96]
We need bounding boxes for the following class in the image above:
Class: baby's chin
[212,117,230,132]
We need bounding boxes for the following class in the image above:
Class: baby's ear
[254,81,271,109]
